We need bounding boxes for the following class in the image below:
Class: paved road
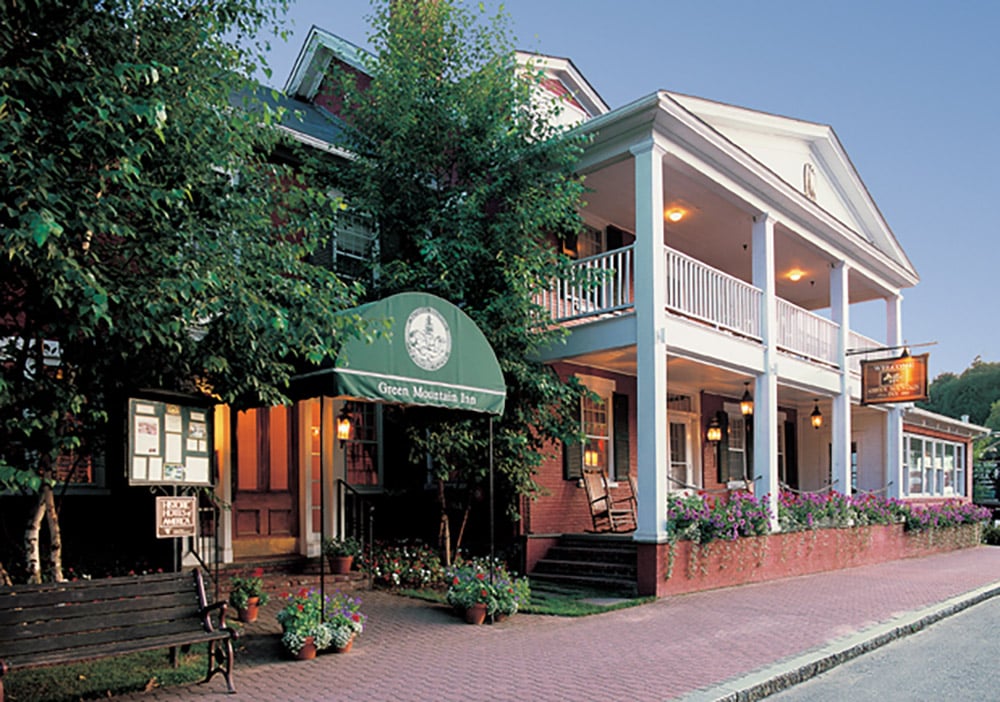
[115,547,1000,702]
[767,595,1000,702]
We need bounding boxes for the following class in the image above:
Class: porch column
[214,405,234,564]
[830,261,852,495]
[751,213,779,530]
[630,138,669,543]
[886,294,905,499]
[318,396,336,557]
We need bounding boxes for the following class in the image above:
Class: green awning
[291,292,506,416]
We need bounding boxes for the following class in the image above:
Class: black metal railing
[336,479,375,589]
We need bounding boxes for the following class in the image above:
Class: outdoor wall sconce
[706,415,722,443]
[583,448,599,468]
[740,382,754,417]
[336,405,353,447]
[810,401,823,429]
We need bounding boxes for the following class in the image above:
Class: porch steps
[530,534,638,597]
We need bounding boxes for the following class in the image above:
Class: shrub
[982,521,1000,546]
[360,540,446,588]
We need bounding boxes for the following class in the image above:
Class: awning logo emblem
[405,307,451,371]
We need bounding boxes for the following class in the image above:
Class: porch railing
[664,246,761,339]
[775,299,839,366]
[537,246,634,321]
[542,242,887,373]
[847,331,883,376]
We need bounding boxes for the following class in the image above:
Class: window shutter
[612,393,629,482]
[563,440,582,481]
[716,412,730,483]
[784,420,798,488]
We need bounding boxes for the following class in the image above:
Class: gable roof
[666,93,916,278]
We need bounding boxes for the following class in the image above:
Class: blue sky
[263,0,999,380]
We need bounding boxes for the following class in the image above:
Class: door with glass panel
[231,405,298,558]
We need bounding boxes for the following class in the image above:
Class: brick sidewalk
[115,547,1000,701]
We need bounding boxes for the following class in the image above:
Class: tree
[1,0,364,583]
[306,0,588,560]
[920,356,1000,425]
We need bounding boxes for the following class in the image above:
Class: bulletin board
[127,397,213,486]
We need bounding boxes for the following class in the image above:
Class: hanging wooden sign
[861,353,929,405]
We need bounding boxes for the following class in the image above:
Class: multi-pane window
[903,434,966,497]
[309,211,376,280]
[726,413,748,482]
[581,394,609,475]
[345,401,380,488]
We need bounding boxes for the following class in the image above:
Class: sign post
[155,496,198,539]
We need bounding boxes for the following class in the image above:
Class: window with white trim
[903,434,965,497]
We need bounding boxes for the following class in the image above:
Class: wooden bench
[0,569,237,700]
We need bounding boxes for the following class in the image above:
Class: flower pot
[327,555,354,575]
[334,635,355,653]
[463,603,488,625]
[237,596,260,623]
[296,636,317,660]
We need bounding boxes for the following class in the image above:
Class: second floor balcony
[537,243,882,377]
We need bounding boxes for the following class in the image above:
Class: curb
[679,580,1000,702]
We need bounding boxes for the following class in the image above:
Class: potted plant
[445,563,497,625]
[229,568,269,623]
[322,536,362,574]
[326,591,367,653]
[276,588,333,659]
[446,558,531,624]
[492,571,532,620]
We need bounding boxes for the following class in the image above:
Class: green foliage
[982,521,1000,546]
[0,0,365,514]
[360,540,446,588]
[228,567,269,609]
[306,0,588,516]
[921,356,1000,425]
[322,535,362,558]
[444,556,531,616]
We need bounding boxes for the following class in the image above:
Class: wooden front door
[232,405,298,559]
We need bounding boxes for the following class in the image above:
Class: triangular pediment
[667,93,914,277]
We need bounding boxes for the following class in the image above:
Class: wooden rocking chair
[582,468,637,533]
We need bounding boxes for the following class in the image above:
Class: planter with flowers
[276,588,333,659]
[229,568,269,623]
[445,558,530,624]
[326,591,367,652]
[322,536,363,575]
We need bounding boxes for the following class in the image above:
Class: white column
[830,261,852,495]
[751,214,779,530]
[318,396,336,557]
[886,294,905,499]
[631,138,669,543]
[214,405,234,564]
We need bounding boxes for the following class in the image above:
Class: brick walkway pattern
[114,547,1000,702]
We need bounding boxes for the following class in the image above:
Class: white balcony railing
[537,246,634,321]
[541,243,867,372]
[776,299,839,366]
[664,247,761,339]
[847,331,883,376]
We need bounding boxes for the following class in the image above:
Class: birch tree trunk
[25,487,46,584]
[44,482,64,582]
[437,478,451,566]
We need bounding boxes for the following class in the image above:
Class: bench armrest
[200,600,230,633]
